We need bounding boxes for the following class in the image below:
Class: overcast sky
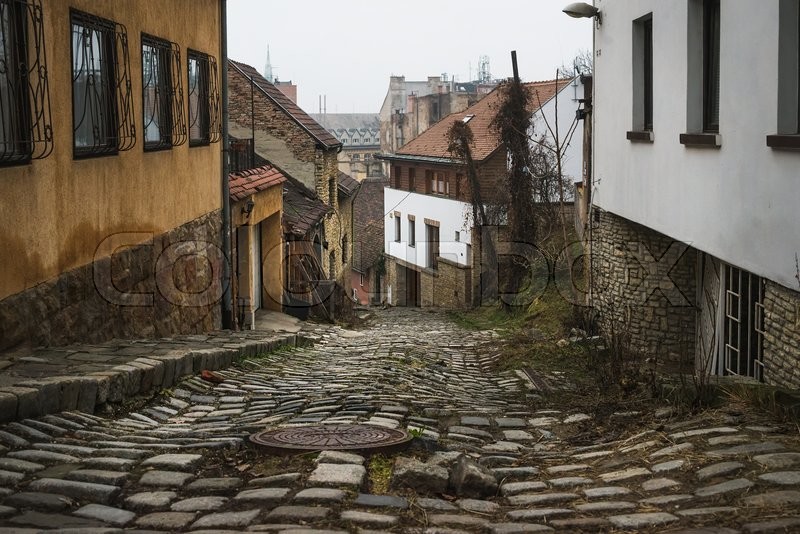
[227,0,593,114]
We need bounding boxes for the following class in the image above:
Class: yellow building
[0,0,225,350]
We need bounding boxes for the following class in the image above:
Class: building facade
[0,0,224,351]
[378,75,495,176]
[591,0,800,387]
[381,78,585,308]
[311,114,382,181]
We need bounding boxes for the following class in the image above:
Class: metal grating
[722,265,764,381]
[250,424,412,454]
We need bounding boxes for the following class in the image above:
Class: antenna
[478,55,491,83]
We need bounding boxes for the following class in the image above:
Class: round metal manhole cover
[250,424,412,453]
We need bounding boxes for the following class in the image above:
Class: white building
[380,78,586,308]
[591,0,800,387]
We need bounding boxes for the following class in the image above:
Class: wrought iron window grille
[71,9,135,157]
[142,34,185,150]
[188,50,220,145]
[0,0,53,165]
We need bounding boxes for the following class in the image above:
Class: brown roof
[353,177,388,272]
[229,164,287,202]
[396,78,572,162]
[337,171,360,197]
[283,178,331,237]
[229,60,341,149]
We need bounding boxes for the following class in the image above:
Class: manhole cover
[250,424,412,453]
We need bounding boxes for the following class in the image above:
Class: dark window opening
[187,50,211,146]
[394,216,401,242]
[71,9,135,157]
[392,165,401,188]
[703,0,721,132]
[341,235,347,264]
[426,223,439,270]
[643,17,653,131]
[142,34,185,150]
[408,167,415,191]
[408,218,415,247]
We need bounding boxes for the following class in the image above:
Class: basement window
[718,265,765,381]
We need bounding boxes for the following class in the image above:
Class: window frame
[426,223,440,270]
[188,49,211,146]
[0,0,32,165]
[702,0,721,133]
[767,0,800,149]
[141,33,174,151]
[394,215,401,243]
[408,216,415,247]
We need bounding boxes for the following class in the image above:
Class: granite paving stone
[73,504,136,527]
[0,308,798,533]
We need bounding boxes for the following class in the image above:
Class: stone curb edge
[0,332,306,424]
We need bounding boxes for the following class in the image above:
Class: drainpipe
[220,0,233,329]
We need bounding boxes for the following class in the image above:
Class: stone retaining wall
[763,281,800,389]
[591,209,697,362]
[0,210,223,352]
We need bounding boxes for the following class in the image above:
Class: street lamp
[562,2,601,25]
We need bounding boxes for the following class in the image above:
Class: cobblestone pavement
[0,308,799,533]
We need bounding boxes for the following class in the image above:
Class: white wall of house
[384,188,473,270]
[593,0,800,289]
[532,78,586,186]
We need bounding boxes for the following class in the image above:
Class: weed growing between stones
[367,454,393,494]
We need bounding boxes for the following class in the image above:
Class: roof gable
[396,78,573,162]
[229,60,341,149]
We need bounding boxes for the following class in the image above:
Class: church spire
[264,45,274,83]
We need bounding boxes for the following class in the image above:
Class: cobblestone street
[0,308,799,533]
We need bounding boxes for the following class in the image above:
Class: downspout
[220,0,233,329]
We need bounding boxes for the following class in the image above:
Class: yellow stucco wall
[0,0,222,300]
[232,185,283,314]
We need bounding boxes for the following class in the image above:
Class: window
[142,34,185,150]
[718,265,764,381]
[188,50,220,145]
[455,231,460,242]
[392,165,401,188]
[0,0,52,165]
[360,273,364,286]
[768,0,800,148]
[408,168,416,191]
[352,153,360,161]
[629,13,654,141]
[71,9,135,157]
[408,217,415,247]
[702,0,720,132]
[426,223,440,270]
[342,236,348,264]
[681,0,721,146]
[394,215,401,242]
[431,171,448,195]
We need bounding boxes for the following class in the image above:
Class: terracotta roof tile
[229,164,287,202]
[396,78,572,162]
[229,60,341,149]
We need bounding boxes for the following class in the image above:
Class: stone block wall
[0,211,223,351]
[429,258,471,309]
[591,209,697,361]
[763,281,800,389]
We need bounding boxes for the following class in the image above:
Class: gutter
[220,0,233,329]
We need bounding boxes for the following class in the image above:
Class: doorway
[405,266,420,307]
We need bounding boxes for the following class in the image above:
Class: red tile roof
[396,78,572,162]
[229,60,341,149]
[283,179,331,237]
[229,164,287,202]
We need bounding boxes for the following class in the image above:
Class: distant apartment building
[380,78,585,308]
[591,1,800,388]
[311,114,383,181]
[378,75,496,175]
